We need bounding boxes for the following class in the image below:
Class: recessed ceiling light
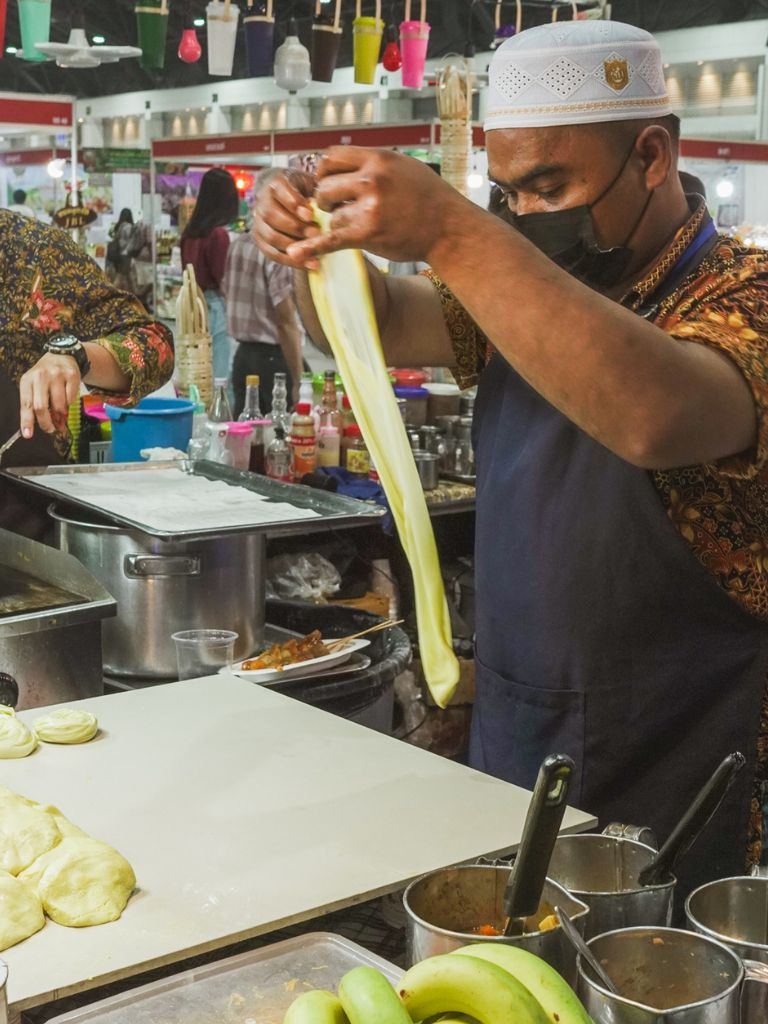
[92,35,105,44]
[5,46,16,54]
[193,17,205,26]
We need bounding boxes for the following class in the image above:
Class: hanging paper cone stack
[136,0,169,69]
[207,0,240,76]
[399,0,429,88]
[18,0,51,62]
[311,0,342,83]
[352,0,383,85]
[244,0,275,77]
[175,265,213,405]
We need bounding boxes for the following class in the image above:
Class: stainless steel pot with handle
[50,504,265,679]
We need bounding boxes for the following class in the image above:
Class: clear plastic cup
[172,630,238,680]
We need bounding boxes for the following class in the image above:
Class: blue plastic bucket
[104,397,195,462]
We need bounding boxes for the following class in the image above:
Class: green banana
[338,966,412,1024]
[397,953,550,1024]
[283,989,350,1024]
[450,944,592,1024]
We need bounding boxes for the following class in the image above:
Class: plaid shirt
[222,232,293,344]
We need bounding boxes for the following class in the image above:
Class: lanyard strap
[636,214,719,321]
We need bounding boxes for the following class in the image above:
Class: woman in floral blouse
[0,209,174,537]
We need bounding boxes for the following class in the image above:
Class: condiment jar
[290,402,317,481]
[343,424,370,476]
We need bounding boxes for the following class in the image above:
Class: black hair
[117,207,134,225]
[182,167,239,240]
[12,189,26,204]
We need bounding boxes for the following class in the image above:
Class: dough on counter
[0,790,62,875]
[0,706,37,758]
[20,836,136,927]
[33,708,99,744]
[0,869,45,951]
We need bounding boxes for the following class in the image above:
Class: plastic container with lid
[394,385,429,428]
[290,402,317,481]
[317,425,341,467]
[223,420,254,471]
[342,424,370,476]
[424,382,461,423]
[391,367,428,388]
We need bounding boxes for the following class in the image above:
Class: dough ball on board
[0,707,37,758]
[20,836,136,927]
[0,869,45,951]
[0,790,62,876]
[33,708,98,744]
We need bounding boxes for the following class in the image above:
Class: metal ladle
[556,906,620,996]
[0,430,21,466]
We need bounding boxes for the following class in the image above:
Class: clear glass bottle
[266,425,292,482]
[298,371,314,409]
[318,369,343,434]
[208,378,233,423]
[271,372,290,434]
[238,374,265,473]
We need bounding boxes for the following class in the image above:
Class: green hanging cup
[136,0,169,70]
[18,0,51,62]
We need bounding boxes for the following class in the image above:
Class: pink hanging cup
[399,0,429,88]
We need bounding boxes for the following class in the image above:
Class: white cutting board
[2,676,595,1014]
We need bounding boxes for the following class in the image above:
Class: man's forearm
[426,207,756,469]
[83,341,130,392]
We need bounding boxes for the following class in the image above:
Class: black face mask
[505,141,654,290]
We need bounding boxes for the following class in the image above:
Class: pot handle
[602,822,658,850]
[742,960,768,1024]
[124,554,201,578]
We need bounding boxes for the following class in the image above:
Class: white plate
[229,638,371,683]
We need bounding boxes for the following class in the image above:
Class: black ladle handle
[638,751,746,887]
[503,753,575,925]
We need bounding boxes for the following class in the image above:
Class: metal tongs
[0,429,21,465]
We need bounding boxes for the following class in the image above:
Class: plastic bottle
[208,378,233,423]
[238,374,266,473]
[271,372,290,434]
[341,394,356,429]
[317,425,341,467]
[290,402,317,481]
[343,424,370,476]
[266,425,292,482]
[189,383,209,439]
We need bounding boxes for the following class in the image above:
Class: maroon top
[180,226,230,292]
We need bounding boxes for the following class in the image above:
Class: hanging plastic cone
[135,0,169,69]
[207,0,240,76]
[18,0,51,62]
[399,0,429,88]
[382,24,401,72]
[0,0,8,58]
[352,0,383,85]
[310,0,342,83]
[244,0,275,77]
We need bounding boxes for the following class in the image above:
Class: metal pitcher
[578,927,744,1024]
[547,831,674,939]
[403,864,589,983]
[685,876,768,1024]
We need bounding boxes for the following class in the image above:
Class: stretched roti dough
[0,790,61,875]
[0,706,37,758]
[34,708,98,744]
[0,869,45,951]
[20,836,136,927]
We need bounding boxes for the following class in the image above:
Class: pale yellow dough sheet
[0,869,45,951]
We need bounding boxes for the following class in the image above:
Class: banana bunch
[283,944,593,1024]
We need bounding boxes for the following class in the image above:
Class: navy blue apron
[469,216,768,899]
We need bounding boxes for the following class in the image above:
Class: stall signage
[81,148,150,173]
[0,96,73,129]
[53,204,98,229]
[680,138,768,163]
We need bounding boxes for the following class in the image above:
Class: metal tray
[45,932,401,1024]
[5,461,385,542]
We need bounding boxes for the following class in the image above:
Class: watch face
[49,335,78,351]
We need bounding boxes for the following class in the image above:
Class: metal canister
[547,832,674,939]
[0,958,7,1024]
[403,864,589,983]
[578,927,744,1024]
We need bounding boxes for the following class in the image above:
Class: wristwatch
[43,333,91,379]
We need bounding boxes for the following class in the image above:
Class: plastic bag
[266,553,341,603]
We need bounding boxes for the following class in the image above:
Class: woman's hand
[19,353,81,438]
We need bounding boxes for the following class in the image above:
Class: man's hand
[253,169,320,269]
[19,353,81,438]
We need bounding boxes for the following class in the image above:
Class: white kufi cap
[485,20,672,132]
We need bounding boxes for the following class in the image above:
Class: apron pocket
[470,656,585,806]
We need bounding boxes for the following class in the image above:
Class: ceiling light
[716,178,735,199]
[5,46,16,54]
[92,35,105,44]
[47,158,66,179]
[193,17,205,26]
